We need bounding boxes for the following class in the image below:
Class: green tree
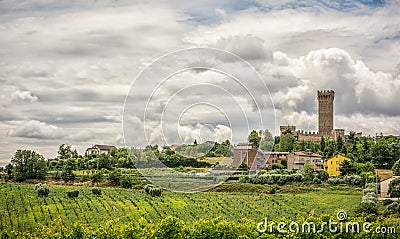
[359,161,375,174]
[339,160,357,176]
[120,175,134,188]
[320,137,325,152]
[388,178,400,198]
[97,154,112,170]
[279,132,296,152]
[58,144,77,159]
[248,130,260,149]
[91,171,103,184]
[11,150,47,181]
[317,170,329,181]
[238,163,249,171]
[107,170,122,185]
[5,163,13,179]
[392,159,400,176]
[61,159,76,182]
[303,162,314,182]
[372,136,400,168]
[336,136,344,153]
[259,129,274,151]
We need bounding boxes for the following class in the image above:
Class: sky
[0,0,399,165]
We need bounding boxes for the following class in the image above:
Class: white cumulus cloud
[11,90,38,103]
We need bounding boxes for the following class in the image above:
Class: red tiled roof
[293,151,322,157]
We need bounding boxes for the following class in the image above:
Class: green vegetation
[392,159,400,176]
[388,178,400,198]
[9,150,47,182]
[241,167,376,187]
[144,184,163,197]
[246,129,275,151]
[356,182,379,215]
[1,215,399,239]
[91,187,102,195]
[66,190,79,198]
[271,130,400,169]
[34,183,49,198]
[0,182,363,234]
[384,200,400,217]
[276,128,296,152]
[175,140,233,158]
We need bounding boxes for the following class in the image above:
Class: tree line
[248,129,400,169]
[0,141,233,182]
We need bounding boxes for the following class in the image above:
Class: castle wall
[296,132,322,142]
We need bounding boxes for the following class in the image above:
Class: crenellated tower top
[317,90,335,100]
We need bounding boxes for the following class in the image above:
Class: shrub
[363,187,376,195]
[52,172,61,181]
[382,199,394,206]
[107,170,122,185]
[388,178,400,198]
[264,169,281,175]
[362,193,377,203]
[144,184,163,197]
[91,187,102,195]
[317,170,329,182]
[34,183,49,197]
[313,177,322,185]
[327,177,345,185]
[355,200,378,215]
[238,175,250,183]
[67,190,79,198]
[269,186,278,194]
[386,201,400,215]
[344,175,363,186]
[270,164,285,170]
[277,177,286,186]
[120,175,134,189]
[392,159,400,176]
[241,173,304,185]
[365,182,377,188]
[91,171,103,184]
[80,175,90,183]
[258,169,267,175]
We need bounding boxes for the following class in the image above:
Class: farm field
[0,182,362,233]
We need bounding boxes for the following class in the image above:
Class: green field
[0,182,362,233]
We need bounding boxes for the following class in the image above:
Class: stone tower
[317,90,335,136]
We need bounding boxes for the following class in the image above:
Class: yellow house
[324,154,350,176]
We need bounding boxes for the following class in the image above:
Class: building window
[331,161,333,165]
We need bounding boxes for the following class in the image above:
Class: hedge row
[327,175,376,186]
[1,215,398,239]
[239,174,304,185]
[241,173,375,187]
[355,182,379,215]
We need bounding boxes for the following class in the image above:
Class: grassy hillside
[0,182,362,233]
